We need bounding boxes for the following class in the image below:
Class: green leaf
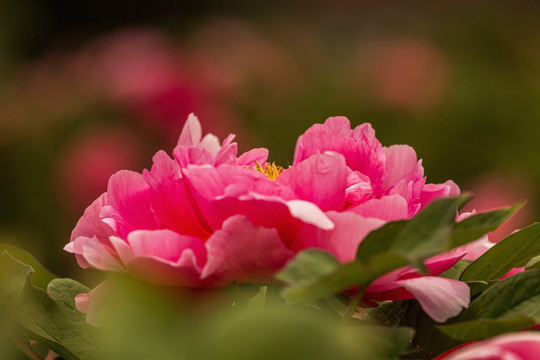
[450,202,523,248]
[279,197,469,303]
[356,196,466,271]
[279,252,409,303]
[436,315,535,341]
[276,249,342,286]
[526,255,540,270]
[17,278,100,360]
[0,250,33,310]
[0,244,56,290]
[440,259,471,280]
[458,270,540,322]
[460,223,540,281]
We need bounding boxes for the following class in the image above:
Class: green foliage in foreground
[2,197,540,360]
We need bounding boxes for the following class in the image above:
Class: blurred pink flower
[463,174,534,242]
[434,332,540,360]
[56,127,144,212]
[66,115,477,321]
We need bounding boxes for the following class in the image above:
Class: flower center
[254,161,282,181]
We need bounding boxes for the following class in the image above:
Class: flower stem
[11,335,44,360]
[342,289,364,321]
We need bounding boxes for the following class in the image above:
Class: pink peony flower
[434,332,540,360]
[66,114,476,322]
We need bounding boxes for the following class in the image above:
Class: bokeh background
[1,0,539,277]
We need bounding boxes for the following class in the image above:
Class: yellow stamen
[253,161,282,181]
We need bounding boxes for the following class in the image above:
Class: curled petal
[292,211,383,262]
[177,113,202,146]
[65,236,124,271]
[396,276,470,322]
[202,215,294,283]
[384,145,422,189]
[348,194,409,221]
[278,152,348,211]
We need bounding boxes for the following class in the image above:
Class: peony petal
[70,193,115,243]
[199,133,221,157]
[214,134,238,166]
[285,199,335,230]
[237,148,269,167]
[442,332,540,360]
[278,152,348,211]
[143,151,211,238]
[291,211,384,263]
[106,170,157,237]
[201,215,294,283]
[126,229,206,267]
[66,236,124,271]
[294,118,387,189]
[420,180,460,209]
[397,276,470,322]
[177,113,202,146]
[348,194,409,221]
[384,145,420,189]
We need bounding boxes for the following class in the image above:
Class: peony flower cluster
[66,115,476,321]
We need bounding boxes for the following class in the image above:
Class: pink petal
[420,181,460,209]
[291,211,384,263]
[199,133,221,157]
[177,113,202,146]
[142,151,211,238]
[443,333,540,360]
[384,145,420,189]
[70,193,115,243]
[285,199,335,230]
[237,148,270,167]
[278,152,348,211]
[345,170,372,204]
[365,254,464,298]
[106,170,157,237]
[214,134,238,166]
[109,236,134,265]
[126,251,206,287]
[122,230,208,287]
[126,229,206,267]
[348,194,409,221]
[75,293,90,314]
[294,118,387,189]
[201,215,294,284]
[397,276,470,322]
[66,236,124,271]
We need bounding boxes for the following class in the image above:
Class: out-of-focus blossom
[434,332,540,360]
[463,174,534,242]
[55,126,145,212]
[0,27,240,146]
[66,115,479,322]
[355,38,451,112]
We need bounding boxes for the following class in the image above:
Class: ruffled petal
[348,194,409,221]
[237,148,269,167]
[396,276,470,322]
[126,229,206,267]
[105,170,157,237]
[177,113,202,146]
[201,215,294,283]
[291,211,383,263]
[278,152,348,211]
[70,193,115,243]
[384,145,421,189]
[65,236,124,271]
